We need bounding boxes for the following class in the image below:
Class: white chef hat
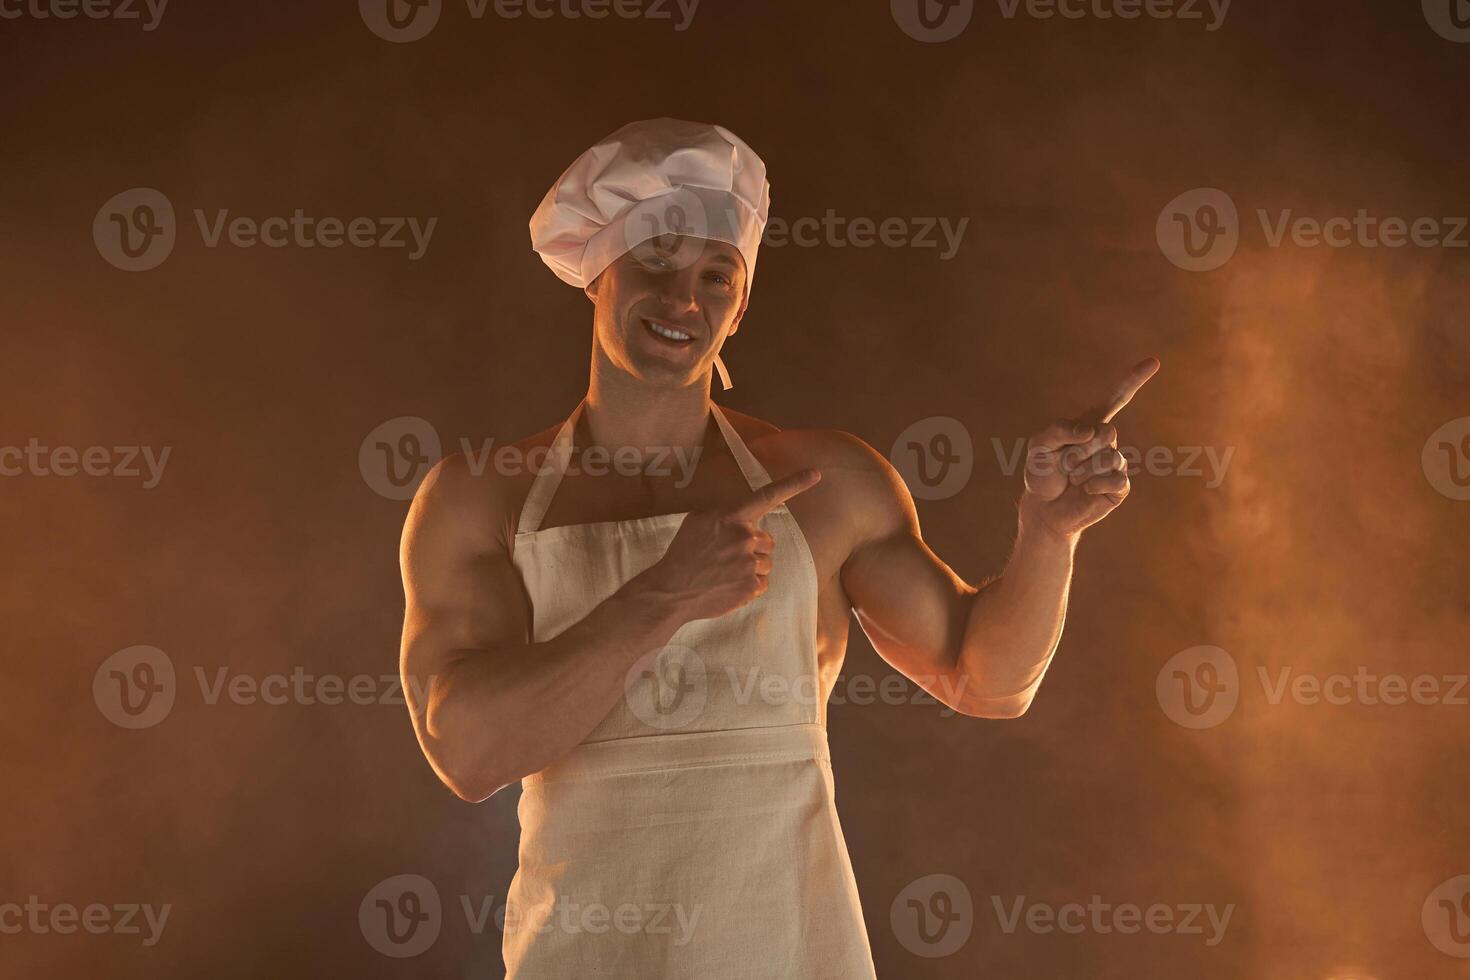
[529,117,772,390]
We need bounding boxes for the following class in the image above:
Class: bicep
[835,446,978,690]
[844,526,976,685]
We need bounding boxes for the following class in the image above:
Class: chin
[624,354,707,389]
[639,364,705,389]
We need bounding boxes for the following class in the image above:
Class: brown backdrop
[3,1,1468,976]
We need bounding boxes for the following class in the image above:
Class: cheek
[593,290,636,345]
[705,289,743,325]
[599,281,640,326]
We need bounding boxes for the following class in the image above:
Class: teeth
[647,320,692,341]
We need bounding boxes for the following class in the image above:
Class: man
[399,118,1157,977]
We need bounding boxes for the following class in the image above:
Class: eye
[633,251,672,272]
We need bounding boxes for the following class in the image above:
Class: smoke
[1207,246,1470,977]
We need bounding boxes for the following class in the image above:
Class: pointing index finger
[729,468,822,522]
[1089,357,1161,424]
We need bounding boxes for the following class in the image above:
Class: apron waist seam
[524,750,831,785]
[523,723,830,785]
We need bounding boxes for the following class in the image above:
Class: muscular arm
[398,456,685,802]
[834,438,1077,720]
[836,360,1156,719]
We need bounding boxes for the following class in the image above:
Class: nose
[653,264,701,314]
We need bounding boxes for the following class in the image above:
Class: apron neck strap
[709,403,773,492]
[515,398,773,535]
[515,400,583,535]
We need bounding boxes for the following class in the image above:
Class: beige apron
[504,400,877,979]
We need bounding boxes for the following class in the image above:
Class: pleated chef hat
[529,118,772,390]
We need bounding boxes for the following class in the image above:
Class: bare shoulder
[721,407,914,530]
[401,421,561,559]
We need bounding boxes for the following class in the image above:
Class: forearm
[410,574,687,800]
[955,496,1079,717]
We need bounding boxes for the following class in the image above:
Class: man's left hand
[1021,357,1161,539]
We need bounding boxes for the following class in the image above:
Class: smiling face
[586,235,750,389]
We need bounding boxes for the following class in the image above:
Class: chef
[398,117,1158,977]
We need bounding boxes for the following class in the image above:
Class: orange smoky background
[1,2,1467,978]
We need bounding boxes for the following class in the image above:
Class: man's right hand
[636,469,822,622]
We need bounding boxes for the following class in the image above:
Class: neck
[582,349,714,456]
